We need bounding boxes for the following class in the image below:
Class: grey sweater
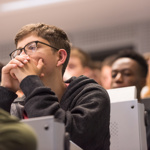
[0,75,110,150]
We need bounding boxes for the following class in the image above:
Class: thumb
[37,59,44,70]
[37,59,44,77]
[10,69,17,79]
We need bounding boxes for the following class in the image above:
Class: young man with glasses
[0,23,110,150]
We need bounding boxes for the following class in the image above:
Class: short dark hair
[101,54,117,67]
[114,50,148,78]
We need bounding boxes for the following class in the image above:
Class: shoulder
[65,75,110,101]
[65,75,100,88]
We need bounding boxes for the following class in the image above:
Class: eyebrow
[16,41,35,49]
[112,68,132,72]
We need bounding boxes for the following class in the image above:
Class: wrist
[1,81,19,93]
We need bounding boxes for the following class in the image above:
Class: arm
[21,76,110,150]
[0,86,17,112]
[0,58,25,112]
[0,55,38,112]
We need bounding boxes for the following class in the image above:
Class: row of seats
[22,86,147,150]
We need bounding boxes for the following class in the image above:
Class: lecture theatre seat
[107,86,147,150]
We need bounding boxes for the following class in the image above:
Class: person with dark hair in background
[110,50,150,149]
[0,23,110,150]
[111,50,148,100]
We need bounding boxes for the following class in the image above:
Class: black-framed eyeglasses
[9,40,59,59]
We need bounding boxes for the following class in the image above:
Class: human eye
[26,42,37,51]
[11,49,21,58]
[111,71,117,78]
[123,70,132,76]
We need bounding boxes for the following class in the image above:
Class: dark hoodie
[0,75,110,150]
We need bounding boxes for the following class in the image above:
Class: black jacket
[0,75,110,150]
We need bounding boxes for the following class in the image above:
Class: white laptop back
[107,86,147,150]
[21,116,65,150]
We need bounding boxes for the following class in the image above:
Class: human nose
[115,72,123,82]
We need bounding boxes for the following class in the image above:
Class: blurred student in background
[110,50,149,149]
[87,60,102,85]
[100,55,117,89]
[111,50,147,101]
[63,47,93,80]
[141,52,150,99]
[63,47,102,85]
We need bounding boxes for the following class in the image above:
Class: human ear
[56,49,67,67]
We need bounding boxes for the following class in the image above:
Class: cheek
[124,77,137,86]
[30,52,45,62]
[29,57,38,66]
[36,52,55,65]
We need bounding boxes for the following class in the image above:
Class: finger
[37,59,44,70]
[15,54,30,60]
[2,64,17,74]
[9,59,25,67]
[10,69,17,79]
[37,59,44,77]
[40,73,45,77]
[13,55,30,65]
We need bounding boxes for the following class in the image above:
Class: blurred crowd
[63,46,150,100]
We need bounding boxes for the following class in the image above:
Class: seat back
[107,86,147,150]
[21,116,65,150]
